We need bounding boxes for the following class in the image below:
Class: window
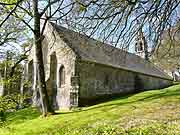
[135,43,138,52]
[59,66,65,87]
[139,42,143,51]
[104,74,109,86]
[70,93,78,106]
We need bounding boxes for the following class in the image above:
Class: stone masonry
[26,22,172,109]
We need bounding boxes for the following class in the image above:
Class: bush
[0,93,31,123]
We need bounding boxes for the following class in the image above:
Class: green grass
[1,84,180,135]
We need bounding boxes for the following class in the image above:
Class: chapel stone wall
[41,24,78,109]
[77,61,172,106]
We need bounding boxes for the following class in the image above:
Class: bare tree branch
[0,0,24,27]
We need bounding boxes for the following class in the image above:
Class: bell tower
[135,29,149,61]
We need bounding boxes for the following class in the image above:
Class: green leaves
[0,93,31,124]
[1,0,18,4]
[79,4,87,12]
[0,0,18,9]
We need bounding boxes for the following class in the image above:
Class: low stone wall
[77,61,172,106]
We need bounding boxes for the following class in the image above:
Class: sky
[1,0,179,60]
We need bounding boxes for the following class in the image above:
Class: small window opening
[59,66,65,87]
[138,42,143,51]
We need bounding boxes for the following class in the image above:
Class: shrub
[0,93,31,124]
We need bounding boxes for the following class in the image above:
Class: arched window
[139,42,143,51]
[135,43,138,52]
[50,53,57,81]
[59,65,65,87]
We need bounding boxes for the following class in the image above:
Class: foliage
[70,0,180,49]
[0,93,31,124]
[0,52,23,95]
[0,84,179,134]
[152,24,180,71]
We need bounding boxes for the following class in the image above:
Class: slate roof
[51,22,172,80]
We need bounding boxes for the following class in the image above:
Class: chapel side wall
[135,74,172,90]
[77,61,135,105]
[77,61,172,106]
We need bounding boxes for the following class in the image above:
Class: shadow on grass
[60,86,180,115]
[6,85,180,124]
[6,107,41,125]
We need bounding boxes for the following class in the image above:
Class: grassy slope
[1,84,180,135]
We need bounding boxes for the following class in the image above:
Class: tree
[0,1,28,46]
[31,0,75,116]
[67,0,180,52]
[0,0,75,116]
[152,23,180,71]
[0,51,23,95]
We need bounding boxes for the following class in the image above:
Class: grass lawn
[0,84,180,135]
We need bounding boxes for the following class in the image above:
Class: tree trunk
[33,0,54,116]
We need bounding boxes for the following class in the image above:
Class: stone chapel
[26,22,172,109]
